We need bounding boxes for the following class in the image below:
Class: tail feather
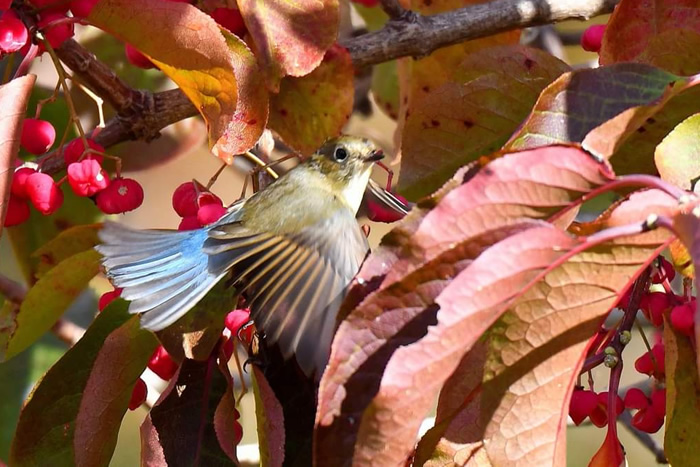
[96,222,228,331]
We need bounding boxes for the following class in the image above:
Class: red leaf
[140,353,237,465]
[316,146,616,464]
[600,0,700,75]
[252,367,286,466]
[237,0,338,91]
[0,75,35,238]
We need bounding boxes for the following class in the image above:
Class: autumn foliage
[1,0,700,466]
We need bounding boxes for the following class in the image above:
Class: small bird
[97,136,391,378]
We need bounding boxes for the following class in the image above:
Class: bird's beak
[364,149,384,163]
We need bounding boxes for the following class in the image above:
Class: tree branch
[34,0,618,174]
[341,0,619,68]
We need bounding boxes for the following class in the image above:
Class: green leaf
[2,249,101,361]
[32,224,101,279]
[600,0,700,75]
[10,301,157,466]
[237,0,339,91]
[664,322,700,465]
[6,183,101,284]
[371,61,400,120]
[654,113,700,190]
[268,45,354,155]
[398,45,568,199]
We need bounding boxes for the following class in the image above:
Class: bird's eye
[334,147,348,162]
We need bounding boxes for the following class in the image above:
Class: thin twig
[0,274,27,303]
[51,319,86,346]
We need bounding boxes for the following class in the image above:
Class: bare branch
[51,319,86,347]
[342,0,618,68]
[0,274,26,303]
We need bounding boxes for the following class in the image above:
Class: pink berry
[640,292,671,327]
[172,181,201,217]
[38,12,74,49]
[210,8,246,37]
[63,137,104,164]
[21,118,56,155]
[4,195,30,227]
[96,177,144,214]
[651,257,676,284]
[178,215,200,231]
[67,159,110,196]
[225,308,251,333]
[148,346,179,381]
[124,43,155,69]
[634,343,665,378]
[98,287,122,311]
[0,10,28,53]
[670,300,695,337]
[366,193,408,223]
[69,0,98,18]
[197,202,226,226]
[128,378,147,410]
[569,388,598,426]
[25,172,63,215]
[581,24,606,53]
[623,388,649,410]
[11,167,37,198]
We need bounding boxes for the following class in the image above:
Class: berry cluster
[171,181,227,230]
[569,257,695,440]
[5,136,144,228]
[124,2,247,70]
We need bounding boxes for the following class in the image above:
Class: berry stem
[34,81,62,119]
[635,321,661,377]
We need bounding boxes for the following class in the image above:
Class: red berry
[640,292,671,327]
[38,12,74,49]
[631,406,664,433]
[0,0,11,11]
[96,177,144,214]
[569,388,598,425]
[21,118,56,155]
[124,43,155,69]
[63,137,104,164]
[225,308,251,333]
[172,181,201,217]
[4,195,30,227]
[198,190,222,207]
[651,257,676,284]
[67,159,110,196]
[232,420,243,445]
[634,343,665,378]
[128,378,147,410]
[197,203,226,226]
[69,0,98,18]
[366,193,408,223]
[11,167,37,198]
[0,10,28,53]
[148,345,179,381]
[25,172,63,215]
[351,0,380,6]
[177,215,200,231]
[651,388,666,419]
[210,8,246,37]
[98,287,122,311]
[581,24,606,53]
[671,299,695,337]
[623,388,649,410]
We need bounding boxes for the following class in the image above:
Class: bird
[96,136,397,379]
